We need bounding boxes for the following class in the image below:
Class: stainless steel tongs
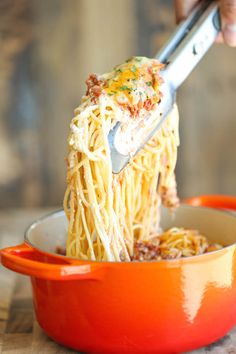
[109,0,221,173]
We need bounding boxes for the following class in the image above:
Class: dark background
[0,0,235,208]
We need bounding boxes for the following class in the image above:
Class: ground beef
[86,74,104,100]
[160,175,179,209]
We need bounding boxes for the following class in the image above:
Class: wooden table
[0,209,236,354]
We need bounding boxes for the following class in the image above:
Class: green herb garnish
[119,85,130,91]
[146,81,152,86]
[130,65,137,73]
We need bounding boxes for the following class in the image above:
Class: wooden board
[0,209,236,353]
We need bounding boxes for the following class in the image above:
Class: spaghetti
[63,56,221,261]
[133,227,222,261]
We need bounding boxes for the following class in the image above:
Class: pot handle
[184,194,236,211]
[0,243,105,281]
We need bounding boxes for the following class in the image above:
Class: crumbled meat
[127,98,155,117]
[143,98,155,111]
[132,241,162,261]
[159,174,179,209]
[128,105,139,117]
[119,250,126,261]
[56,246,66,256]
[86,74,104,100]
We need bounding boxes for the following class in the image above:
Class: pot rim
[24,204,236,265]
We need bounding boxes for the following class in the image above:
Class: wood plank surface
[0,209,236,353]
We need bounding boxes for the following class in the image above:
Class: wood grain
[0,209,236,353]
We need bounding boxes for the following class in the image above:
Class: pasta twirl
[63,56,221,261]
[64,57,179,261]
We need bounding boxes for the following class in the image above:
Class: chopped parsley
[146,81,152,86]
[119,85,131,91]
[130,65,137,73]
[108,90,117,96]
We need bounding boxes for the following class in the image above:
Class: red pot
[1,195,236,354]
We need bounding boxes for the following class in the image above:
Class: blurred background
[0,0,235,209]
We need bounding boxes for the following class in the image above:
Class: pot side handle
[184,194,236,211]
[0,243,105,281]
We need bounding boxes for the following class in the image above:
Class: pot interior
[25,206,236,255]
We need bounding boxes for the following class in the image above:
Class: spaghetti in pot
[63,57,221,261]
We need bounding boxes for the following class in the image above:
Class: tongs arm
[156,0,220,89]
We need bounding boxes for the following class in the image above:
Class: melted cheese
[102,57,163,108]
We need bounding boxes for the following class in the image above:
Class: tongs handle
[156,0,221,90]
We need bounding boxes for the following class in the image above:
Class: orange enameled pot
[1,195,236,354]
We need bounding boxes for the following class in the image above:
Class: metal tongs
[109,0,221,173]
